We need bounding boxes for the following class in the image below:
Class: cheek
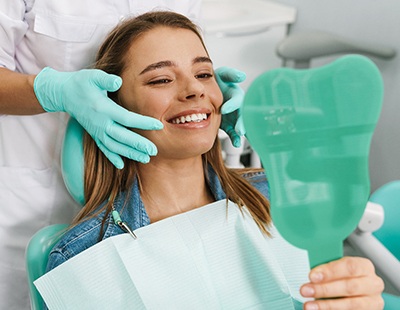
[210,84,224,111]
[129,90,171,119]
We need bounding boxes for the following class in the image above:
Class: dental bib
[35,200,309,309]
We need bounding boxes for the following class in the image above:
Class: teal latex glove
[215,67,246,147]
[34,67,163,169]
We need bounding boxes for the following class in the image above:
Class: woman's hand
[300,256,385,310]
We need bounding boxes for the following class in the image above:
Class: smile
[170,113,208,124]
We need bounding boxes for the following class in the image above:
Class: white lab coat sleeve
[0,0,29,70]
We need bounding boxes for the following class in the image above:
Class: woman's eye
[196,73,213,79]
[148,78,172,85]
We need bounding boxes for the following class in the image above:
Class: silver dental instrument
[112,208,137,239]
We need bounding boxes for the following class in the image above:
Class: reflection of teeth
[172,113,207,124]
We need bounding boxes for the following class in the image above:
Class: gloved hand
[215,66,246,148]
[34,67,163,169]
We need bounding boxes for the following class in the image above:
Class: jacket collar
[112,164,227,231]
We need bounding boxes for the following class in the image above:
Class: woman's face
[118,26,223,160]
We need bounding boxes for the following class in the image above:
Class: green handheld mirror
[242,55,383,268]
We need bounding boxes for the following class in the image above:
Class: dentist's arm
[0,67,163,169]
[0,67,42,114]
[300,256,384,310]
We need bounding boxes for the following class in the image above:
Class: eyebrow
[139,56,213,75]
[193,56,213,65]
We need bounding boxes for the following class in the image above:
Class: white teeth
[171,113,208,124]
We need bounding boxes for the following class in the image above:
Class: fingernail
[139,156,150,164]
[152,122,164,130]
[301,286,315,297]
[237,130,245,137]
[113,77,122,89]
[220,106,232,114]
[115,161,124,170]
[237,71,246,81]
[233,138,241,148]
[146,146,157,156]
[305,302,319,310]
[310,272,323,283]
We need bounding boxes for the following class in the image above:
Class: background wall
[269,0,400,192]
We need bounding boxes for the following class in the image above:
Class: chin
[187,141,215,157]
[161,140,215,159]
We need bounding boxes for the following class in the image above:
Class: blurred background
[201,0,400,193]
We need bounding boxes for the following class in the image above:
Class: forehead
[125,26,208,67]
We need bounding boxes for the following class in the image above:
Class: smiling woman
[41,11,385,310]
[71,11,271,229]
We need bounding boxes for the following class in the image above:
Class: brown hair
[73,11,272,235]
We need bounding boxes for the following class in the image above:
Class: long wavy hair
[73,11,272,235]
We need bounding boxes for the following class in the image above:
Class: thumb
[91,69,123,92]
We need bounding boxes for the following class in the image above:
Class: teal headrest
[61,117,85,206]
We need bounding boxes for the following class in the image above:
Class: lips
[167,107,213,125]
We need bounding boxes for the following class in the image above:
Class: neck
[136,156,214,223]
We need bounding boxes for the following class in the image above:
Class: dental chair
[276,30,396,68]
[370,181,400,262]
[25,118,84,310]
[26,224,68,310]
[373,180,400,309]
[347,181,400,309]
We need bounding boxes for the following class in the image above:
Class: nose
[179,76,205,101]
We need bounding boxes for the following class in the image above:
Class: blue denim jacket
[46,166,270,272]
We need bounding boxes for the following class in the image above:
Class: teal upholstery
[370,180,400,260]
[25,118,84,309]
[383,293,400,310]
[26,224,68,310]
[369,181,400,309]
[61,117,85,205]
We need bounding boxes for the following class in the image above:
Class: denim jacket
[46,166,270,272]
[45,166,308,309]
